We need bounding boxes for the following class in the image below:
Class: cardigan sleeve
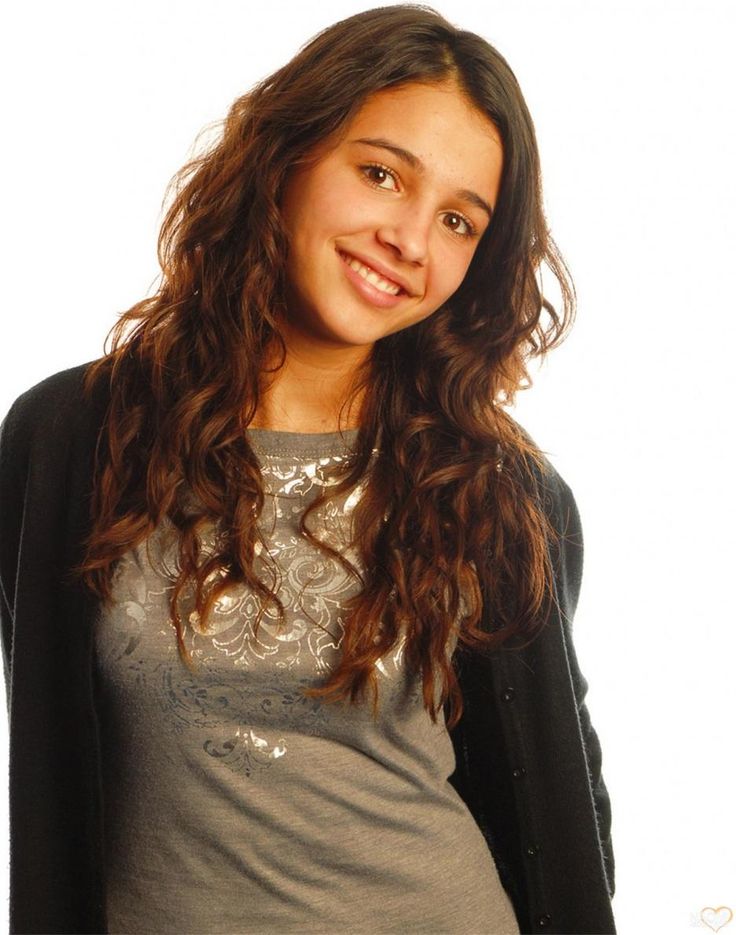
[0,398,27,716]
[542,466,616,900]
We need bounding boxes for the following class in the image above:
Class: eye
[442,212,477,239]
[360,162,400,192]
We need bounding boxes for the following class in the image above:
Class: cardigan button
[536,913,552,928]
[501,687,515,702]
[512,766,527,779]
[526,844,539,857]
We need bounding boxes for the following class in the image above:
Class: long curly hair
[69,4,576,731]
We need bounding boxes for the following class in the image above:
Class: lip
[338,251,406,310]
[336,248,415,297]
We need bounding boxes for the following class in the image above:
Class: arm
[543,467,616,898]
[0,399,25,717]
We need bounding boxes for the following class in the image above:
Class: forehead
[340,80,503,198]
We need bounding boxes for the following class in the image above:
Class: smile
[337,250,405,296]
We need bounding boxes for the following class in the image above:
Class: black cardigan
[0,361,616,935]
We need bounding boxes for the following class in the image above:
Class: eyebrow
[349,136,495,220]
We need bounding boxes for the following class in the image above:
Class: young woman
[0,6,616,934]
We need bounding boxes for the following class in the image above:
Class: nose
[375,203,431,265]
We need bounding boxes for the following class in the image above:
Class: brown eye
[442,212,475,238]
[360,163,399,191]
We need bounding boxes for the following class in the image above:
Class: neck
[248,328,371,433]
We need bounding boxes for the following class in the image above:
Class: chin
[324,323,386,348]
[298,303,387,346]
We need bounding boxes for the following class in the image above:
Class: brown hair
[70,4,576,731]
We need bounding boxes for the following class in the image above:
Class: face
[278,79,504,354]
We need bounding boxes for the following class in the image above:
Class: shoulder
[504,414,580,536]
[505,416,584,615]
[3,358,102,425]
[0,358,110,474]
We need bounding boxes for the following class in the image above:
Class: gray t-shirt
[94,426,520,934]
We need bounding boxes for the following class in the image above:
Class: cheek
[291,169,370,239]
[290,198,369,255]
[428,247,474,304]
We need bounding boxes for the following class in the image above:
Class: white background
[1,1,734,932]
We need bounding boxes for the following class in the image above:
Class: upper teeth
[342,252,402,295]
